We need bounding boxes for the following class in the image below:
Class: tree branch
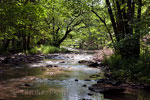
[91,9,115,47]
[76,26,87,31]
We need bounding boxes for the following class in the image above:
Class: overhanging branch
[91,9,115,47]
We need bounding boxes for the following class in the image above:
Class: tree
[104,0,142,58]
[0,0,45,52]
[41,0,87,47]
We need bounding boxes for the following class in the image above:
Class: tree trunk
[23,35,27,51]
[27,36,30,50]
[3,39,10,51]
[11,38,16,51]
[105,0,141,58]
[57,29,72,47]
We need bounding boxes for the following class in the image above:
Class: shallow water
[16,54,105,100]
[0,53,150,100]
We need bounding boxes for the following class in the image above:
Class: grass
[29,45,70,54]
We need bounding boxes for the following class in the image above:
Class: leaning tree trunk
[57,28,72,47]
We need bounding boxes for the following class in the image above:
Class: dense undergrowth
[102,50,150,83]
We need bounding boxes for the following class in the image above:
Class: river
[0,53,150,100]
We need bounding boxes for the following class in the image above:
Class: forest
[0,0,150,100]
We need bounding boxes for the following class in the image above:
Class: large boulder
[97,79,122,86]
[1,57,11,64]
[89,83,125,94]
[89,79,124,94]
[78,60,93,64]
[78,60,100,67]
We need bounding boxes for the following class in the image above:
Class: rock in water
[82,85,87,87]
[78,60,100,67]
[2,57,11,64]
[88,62,99,67]
[88,93,93,96]
[89,83,125,94]
[24,83,32,87]
[54,65,58,67]
[78,60,93,64]
[59,61,65,63]
[97,79,122,86]
[84,79,91,81]
[46,64,53,67]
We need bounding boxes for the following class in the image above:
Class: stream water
[0,53,150,100]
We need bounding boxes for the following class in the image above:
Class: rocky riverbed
[0,53,150,100]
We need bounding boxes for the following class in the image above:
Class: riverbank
[87,48,150,100]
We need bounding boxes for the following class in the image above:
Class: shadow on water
[0,66,44,81]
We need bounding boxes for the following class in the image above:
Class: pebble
[82,85,87,87]
[24,83,32,87]
[87,93,93,96]
[84,79,91,81]
[59,61,65,63]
